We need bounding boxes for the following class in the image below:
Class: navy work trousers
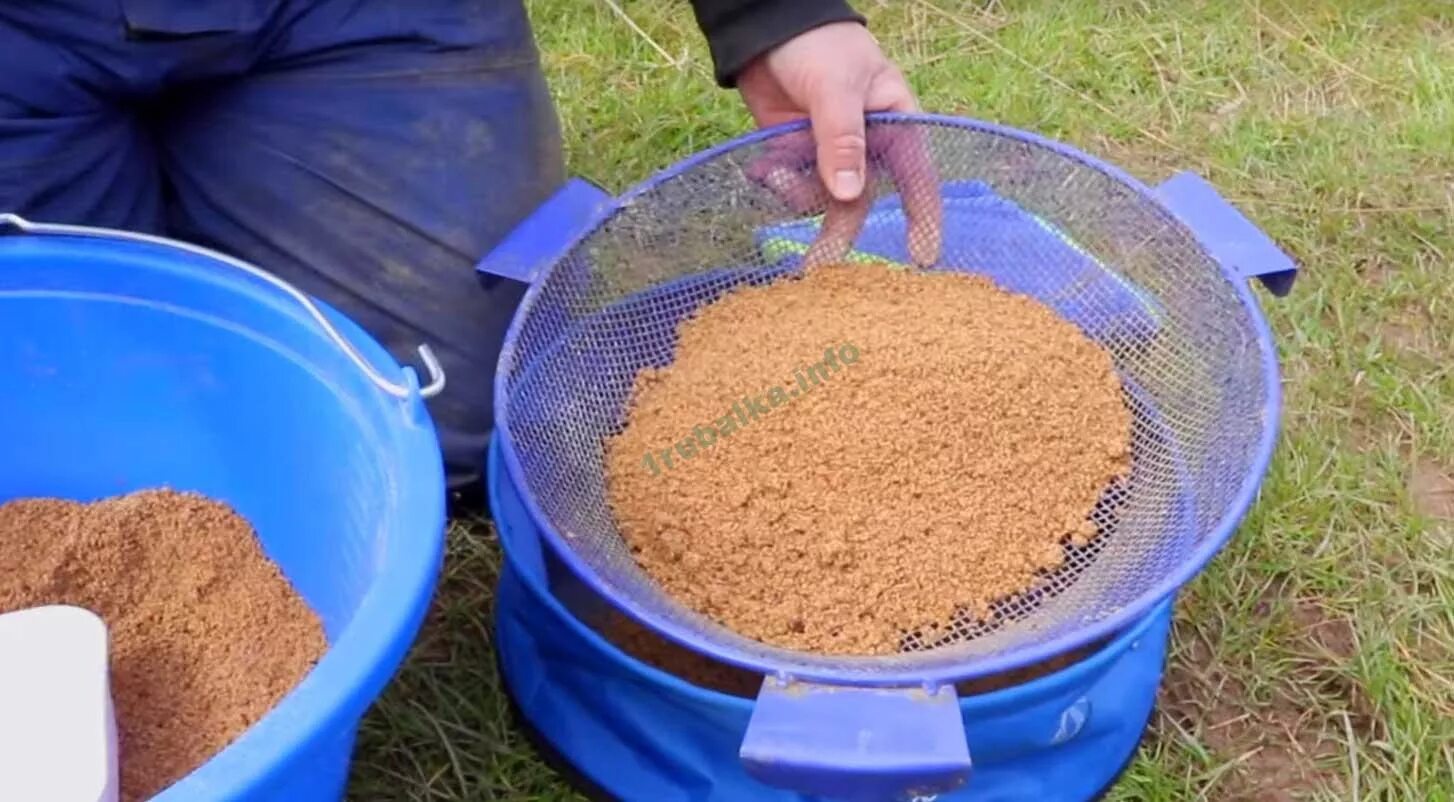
[0,0,566,489]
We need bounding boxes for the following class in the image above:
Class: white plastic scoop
[0,605,119,802]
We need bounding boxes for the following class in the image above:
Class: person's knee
[0,113,161,230]
[155,49,562,489]
[0,15,162,229]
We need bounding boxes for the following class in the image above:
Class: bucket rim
[493,111,1284,686]
[0,215,447,402]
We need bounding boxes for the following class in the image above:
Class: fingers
[872,125,943,267]
[806,76,870,203]
[743,126,869,267]
[746,126,941,269]
[740,62,942,269]
[746,124,943,269]
[864,67,942,267]
[805,191,871,268]
[800,73,873,266]
[744,131,828,215]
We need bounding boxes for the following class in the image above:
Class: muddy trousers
[0,0,566,490]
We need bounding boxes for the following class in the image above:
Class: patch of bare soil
[1162,596,1372,802]
[1289,601,1378,741]
[1410,457,1454,522]
[1344,385,1386,454]
[1377,304,1439,359]
[1394,456,1454,672]
[1409,457,1454,565]
[1354,255,1395,287]
[1291,600,1359,665]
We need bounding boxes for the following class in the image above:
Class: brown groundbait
[604,261,1133,657]
[0,489,326,802]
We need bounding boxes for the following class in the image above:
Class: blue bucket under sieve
[490,436,1173,802]
[0,217,447,801]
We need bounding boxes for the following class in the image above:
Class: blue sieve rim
[493,111,1284,687]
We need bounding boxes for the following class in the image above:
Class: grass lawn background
[350,2,1454,799]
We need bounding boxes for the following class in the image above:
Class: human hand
[736,21,942,266]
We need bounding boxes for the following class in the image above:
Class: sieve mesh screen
[496,116,1271,682]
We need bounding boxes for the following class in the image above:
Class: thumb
[808,78,869,202]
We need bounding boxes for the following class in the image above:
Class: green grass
[349,1,1454,799]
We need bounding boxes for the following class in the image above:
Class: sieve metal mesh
[495,116,1275,683]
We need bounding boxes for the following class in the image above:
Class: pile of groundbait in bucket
[0,492,326,802]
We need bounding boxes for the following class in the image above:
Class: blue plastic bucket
[0,217,447,801]
[488,438,1172,802]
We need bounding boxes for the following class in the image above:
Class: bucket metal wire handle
[0,213,445,401]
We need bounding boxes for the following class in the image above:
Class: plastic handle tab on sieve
[0,213,445,401]
[1154,172,1299,297]
[476,178,612,285]
[739,678,972,801]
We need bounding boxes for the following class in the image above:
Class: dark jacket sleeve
[688,0,866,88]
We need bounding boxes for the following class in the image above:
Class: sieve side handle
[476,178,613,285]
[739,678,971,801]
[1155,171,1299,297]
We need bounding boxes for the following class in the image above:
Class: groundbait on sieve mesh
[483,113,1296,799]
